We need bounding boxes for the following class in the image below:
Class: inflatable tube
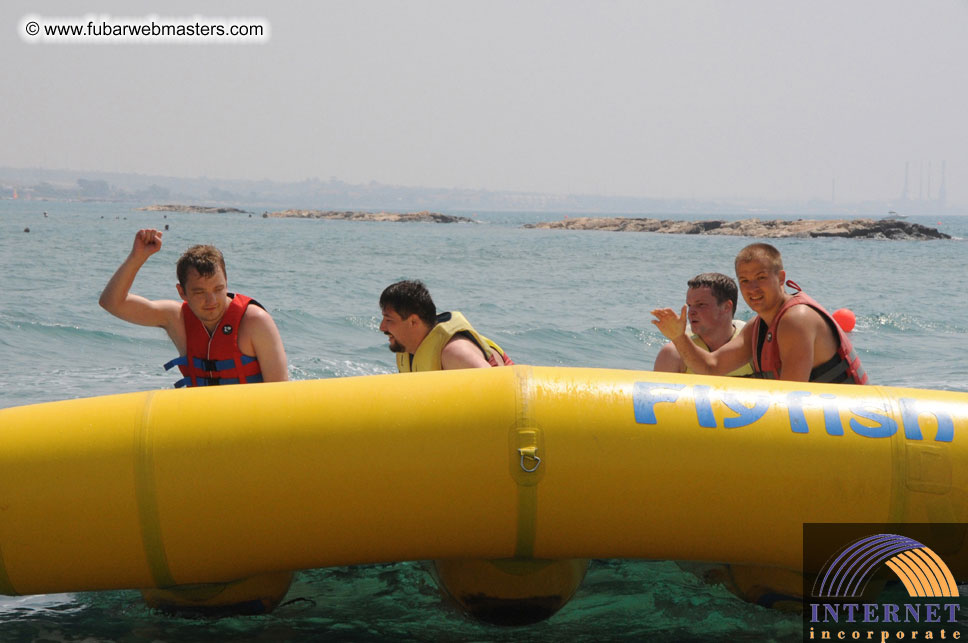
[140,570,294,616]
[677,562,806,611]
[432,558,588,625]
[0,366,966,599]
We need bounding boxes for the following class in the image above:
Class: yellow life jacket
[685,320,753,377]
[396,311,512,373]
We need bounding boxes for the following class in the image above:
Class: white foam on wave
[0,593,80,614]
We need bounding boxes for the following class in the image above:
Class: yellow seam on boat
[513,366,538,558]
[0,539,16,595]
[889,389,908,523]
[135,391,175,588]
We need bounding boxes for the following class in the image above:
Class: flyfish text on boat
[632,382,956,442]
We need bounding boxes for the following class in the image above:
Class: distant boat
[881,210,907,221]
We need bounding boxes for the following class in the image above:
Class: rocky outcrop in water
[137,204,250,214]
[266,210,474,223]
[524,217,950,240]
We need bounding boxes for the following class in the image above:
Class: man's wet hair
[176,245,226,288]
[687,272,738,314]
[734,242,784,274]
[380,280,437,327]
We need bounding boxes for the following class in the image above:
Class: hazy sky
[5,1,967,204]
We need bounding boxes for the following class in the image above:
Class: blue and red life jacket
[163,293,264,388]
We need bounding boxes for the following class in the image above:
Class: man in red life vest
[100,228,291,615]
[651,243,866,384]
[378,280,513,372]
[100,228,288,387]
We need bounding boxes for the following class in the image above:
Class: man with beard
[378,279,513,372]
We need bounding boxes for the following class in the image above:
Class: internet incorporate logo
[804,524,965,642]
[813,534,959,599]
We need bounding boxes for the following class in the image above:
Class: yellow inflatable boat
[1,366,966,616]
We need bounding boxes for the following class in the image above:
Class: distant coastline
[524,217,951,240]
[137,204,250,214]
[3,167,962,216]
[265,209,474,223]
[135,204,473,223]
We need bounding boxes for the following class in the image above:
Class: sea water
[1,200,966,641]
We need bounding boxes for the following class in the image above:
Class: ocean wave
[866,312,967,334]
[500,325,662,369]
[290,358,392,381]
[343,315,381,331]
[0,594,82,616]
[0,315,151,346]
[273,310,383,337]
[0,367,173,408]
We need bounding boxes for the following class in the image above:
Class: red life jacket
[750,283,868,384]
[163,293,264,388]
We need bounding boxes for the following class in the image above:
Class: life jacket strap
[173,373,265,388]
[847,349,868,384]
[165,355,260,387]
[163,356,188,371]
[811,358,849,384]
[220,374,263,385]
[750,371,775,380]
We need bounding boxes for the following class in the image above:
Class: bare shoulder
[152,298,184,315]
[241,303,280,335]
[442,336,483,357]
[163,302,189,354]
[238,302,288,382]
[441,336,490,369]
[779,304,826,333]
[242,302,273,322]
[153,298,186,331]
